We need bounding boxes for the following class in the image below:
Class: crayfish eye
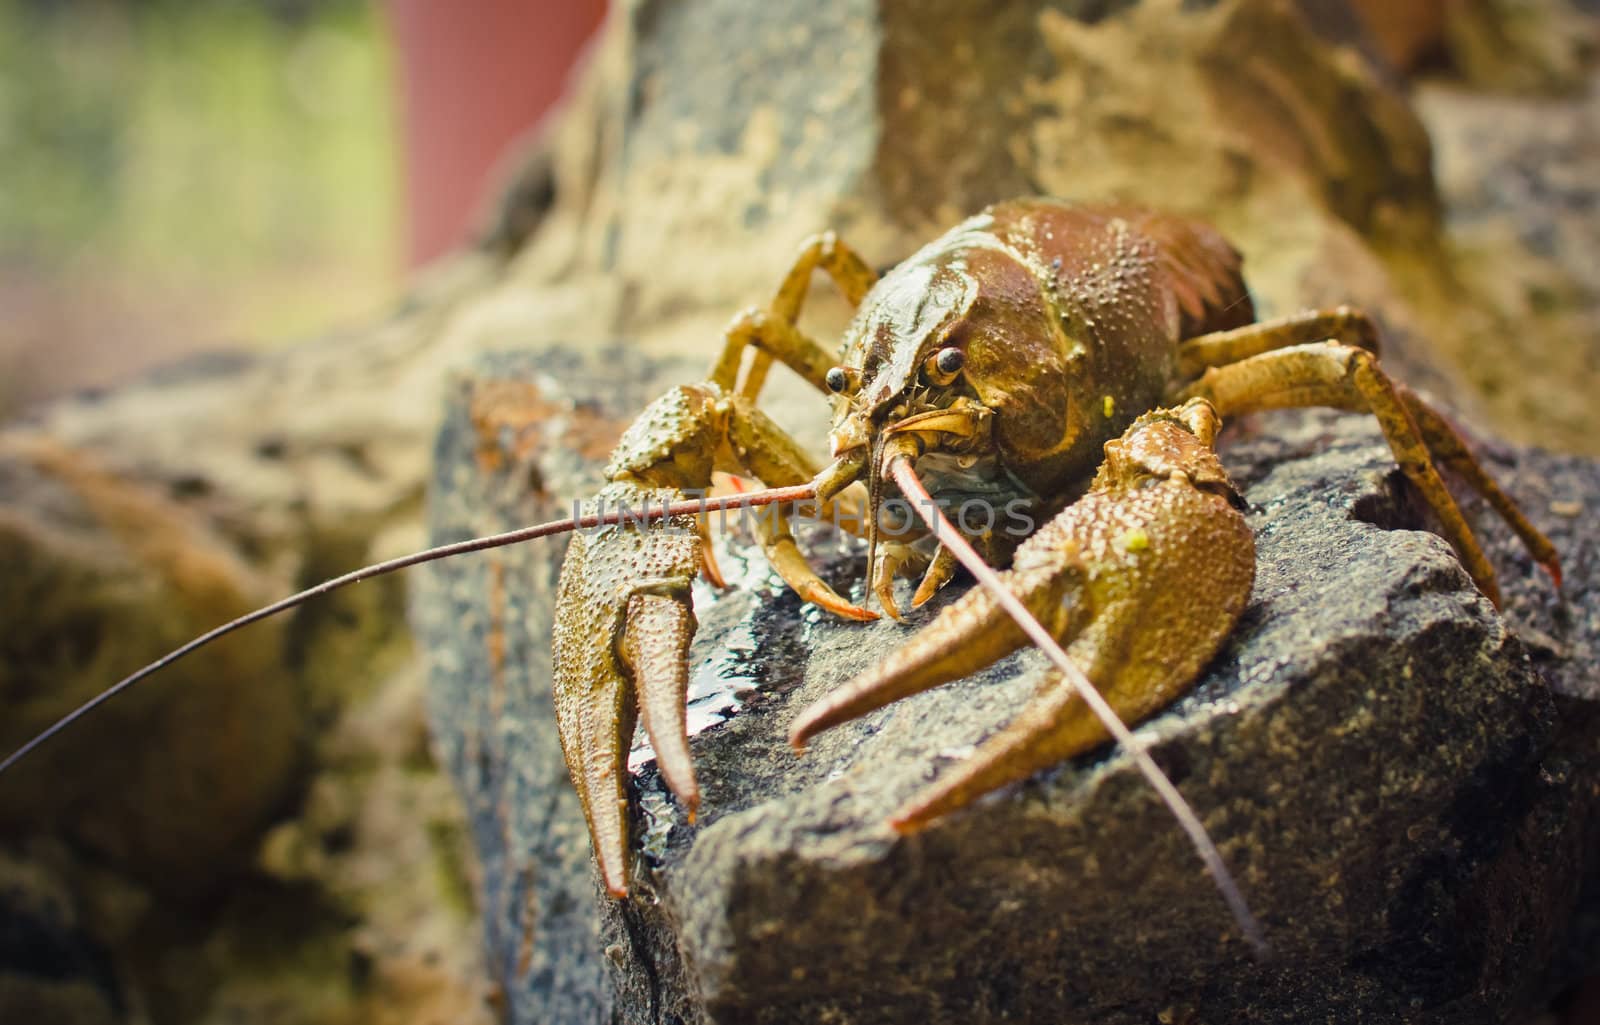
[924,346,965,385]
[825,366,860,394]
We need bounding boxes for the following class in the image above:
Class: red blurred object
[389,0,607,267]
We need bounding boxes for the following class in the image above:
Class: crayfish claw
[788,579,1033,751]
[889,678,1092,834]
[619,590,700,819]
[553,482,704,897]
[796,405,1258,848]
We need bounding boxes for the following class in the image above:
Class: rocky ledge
[414,349,1599,1025]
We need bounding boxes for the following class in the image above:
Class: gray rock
[416,349,1600,1024]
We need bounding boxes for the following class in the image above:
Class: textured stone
[418,346,1599,1024]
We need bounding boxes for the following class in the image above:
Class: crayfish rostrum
[551,198,1559,918]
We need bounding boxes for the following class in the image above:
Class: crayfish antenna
[887,457,1268,958]
[0,483,817,779]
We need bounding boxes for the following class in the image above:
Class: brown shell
[982,200,1254,341]
[1111,206,1255,337]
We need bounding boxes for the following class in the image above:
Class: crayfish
[547,199,1558,945]
[0,199,1560,953]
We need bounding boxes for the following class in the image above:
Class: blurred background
[0,0,604,417]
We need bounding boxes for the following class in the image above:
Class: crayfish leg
[1394,383,1562,586]
[1180,342,1530,606]
[1175,305,1378,379]
[911,544,960,608]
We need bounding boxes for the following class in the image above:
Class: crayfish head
[822,237,989,475]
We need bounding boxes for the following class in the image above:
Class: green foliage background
[0,0,399,411]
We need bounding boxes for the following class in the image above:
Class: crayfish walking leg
[1173,309,1559,605]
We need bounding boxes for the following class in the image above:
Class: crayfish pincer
[549,198,1559,942]
[0,199,1561,954]
[788,399,1255,833]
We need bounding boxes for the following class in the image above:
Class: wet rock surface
[417,348,1600,1024]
